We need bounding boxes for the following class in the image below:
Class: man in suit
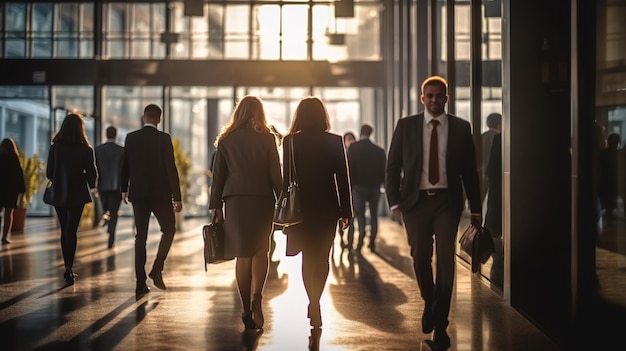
[347,123,386,252]
[121,104,183,296]
[95,126,124,249]
[386,76,482,348]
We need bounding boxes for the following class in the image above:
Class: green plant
[17,150,47,208]
[172,138,191,205]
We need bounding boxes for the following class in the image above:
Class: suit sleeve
[84,146,98,189]
[268,139,283,200]
[209,147,227,209]
[46,144,55,180]
[335,136,353,218]
[460,123,482,214]
[120,141,130,192]
[386,119,404,208]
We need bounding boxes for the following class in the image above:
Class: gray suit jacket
[385,113,481,215]
[209,127,282,208]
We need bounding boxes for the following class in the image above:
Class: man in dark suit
[386,76,482,348]
[95,126,124,249]
[121,104,183,296]
[347,123,386,252]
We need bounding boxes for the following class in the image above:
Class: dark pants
[132,199,176,284]
[100,190,122,245]
[55,205,85,269]
[352,185,381,250]
[402,192,460,330]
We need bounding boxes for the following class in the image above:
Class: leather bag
[43,180,56,205]
[202,216,233,270]
[459,223,495,273]
[273,135,303,228]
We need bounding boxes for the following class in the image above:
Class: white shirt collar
[424,110,447,126]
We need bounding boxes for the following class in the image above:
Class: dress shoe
[63,268,76,286]
[308,303,322,328]
[422,306,434,333]
[433,328,451,349]
[148,271,167,290]
[251,294,264,328]
[241,311,257,330]
[1,239,11,244]
[135,284,150,296]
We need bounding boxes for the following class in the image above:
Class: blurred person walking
[0,138,26,244]
[46,113,99,285]
[282,96,352,328]
[95,126,124,248]
[337,131,356,250]
[209,95,282,330]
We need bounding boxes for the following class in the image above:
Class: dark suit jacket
[46,143,98,206]
[121,126,181,203]
[95,141,124,192]
[0,153,25,207]
[386,113,481,214]
[209,127,282,208]
[283,131,352,221]
[347,138,386,188]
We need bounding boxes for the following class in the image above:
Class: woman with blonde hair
[46,113,98,285]
[282,97,352,328]
[209,96,282,330]
[0,138,26,244]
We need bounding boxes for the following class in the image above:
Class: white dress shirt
[420,111,449,190]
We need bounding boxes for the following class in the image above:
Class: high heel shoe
[242,311,257,330]
[251,294,264,328]
[308,303,322,328]
[63,268,76,285]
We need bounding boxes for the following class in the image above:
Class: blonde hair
[214,96,271,147]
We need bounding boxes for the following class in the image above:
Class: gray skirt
[223,195,275,257]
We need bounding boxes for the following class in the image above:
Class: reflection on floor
[0,216,559,350]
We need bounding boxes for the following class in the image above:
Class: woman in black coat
[46,113,98,285]
[0,138,26,244]
[282,97,353,328]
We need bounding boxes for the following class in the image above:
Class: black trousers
[100,190,122,244]
[402,192,460,330]
[55,205,85,269]
[132,198,176,284]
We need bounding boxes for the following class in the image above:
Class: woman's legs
[301,232,334,327]
[236,234,270,328]
[1,207,13,243]
[55,205,84,269]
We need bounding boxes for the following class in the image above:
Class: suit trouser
[402,192,460,329]
[100,191,122,243]
[132,199,176,283]
[55,205,85,269]
[352,185,381,249]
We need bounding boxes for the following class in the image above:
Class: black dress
[0,153,26,208]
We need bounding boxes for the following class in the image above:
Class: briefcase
[459,223,495,273]
[202,221,233,270]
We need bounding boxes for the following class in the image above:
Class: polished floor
[0,215,560,351]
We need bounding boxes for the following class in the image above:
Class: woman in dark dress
[209,96,282,330]
[282,97,352,328]
[0,138,26,244]
[46,113,98,285]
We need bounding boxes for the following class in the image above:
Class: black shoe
[433,328,450,348]
[422,306,434,333]
[149,271,167,290]
[63,268,76,286]
[135,284,150,296]
[251,294,264,328]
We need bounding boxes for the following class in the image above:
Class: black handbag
[202,216,233,270]
[459,223,495,273]
[273,135,304,228]
[43,180,55,205]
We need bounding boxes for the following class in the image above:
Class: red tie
[429,120,440,185]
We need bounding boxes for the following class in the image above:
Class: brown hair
[52,113,91,146]
[421,76,449,96]
[0,137,19,156]
[288,97,331,134]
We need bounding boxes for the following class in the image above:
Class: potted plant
[12,150,46,232]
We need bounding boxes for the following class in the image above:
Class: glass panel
[454,2,471,119]
[281,5,308,60]
[225,5,249,59]
[208,6,225,59]
[5,3,26,57]
[254,5,280,60]
[594,0,626,312]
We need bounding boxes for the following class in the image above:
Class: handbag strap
[287,135,299,183]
